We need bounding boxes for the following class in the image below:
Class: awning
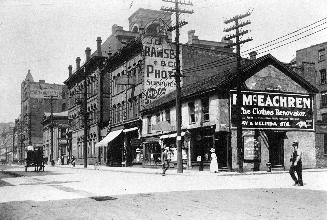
[95,129,123,148]
[123,127,138,133]
[160,132,185,139]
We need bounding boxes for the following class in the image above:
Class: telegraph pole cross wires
[224,10,253,172]
[161,0,193,173]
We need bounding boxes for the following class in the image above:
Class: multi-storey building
[142,54,318,171]
[0,122,14,163]
[95,8,235,167]
[21,70,66,152]
[42,111,69,164]
[295,42,327,167]
[64,20,141,165]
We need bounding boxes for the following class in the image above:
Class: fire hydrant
[266,162,272,172]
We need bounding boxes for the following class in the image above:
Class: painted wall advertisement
[230,90,314,130]
[142,37,182,105]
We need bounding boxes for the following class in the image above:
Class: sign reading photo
[230,90,314,130]
[142,37,182,105]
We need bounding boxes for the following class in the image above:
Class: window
[117,104,121,122]
[165,110,170,123]
[188,102,196,124]
[321,69,326,85]
[322,114,327,122]
[147,116,152,134]
[62,103,66,111]
[324,134,327,155]
[321,94,327,108]
[156,113,160,123]
[201,98,210,122]
[318,49,325,62]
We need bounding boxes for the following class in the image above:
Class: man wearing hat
[289,141,303,186]
[162,146,170,176]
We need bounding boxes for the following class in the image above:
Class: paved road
[1,165,327,219]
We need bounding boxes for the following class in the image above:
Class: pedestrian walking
[289,141,303,186]
[162,147,170,176]
[71,155,76,167]
[209,148,218,173]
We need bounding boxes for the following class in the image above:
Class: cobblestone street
[1,165,327,219]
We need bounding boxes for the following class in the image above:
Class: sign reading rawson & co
[142,37,182,105]
[230,90,314,130]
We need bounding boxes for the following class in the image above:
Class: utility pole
[224,11,252,172]
[45,95,58,164]
[161,0,193,173]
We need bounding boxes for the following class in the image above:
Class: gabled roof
[142,54,318,114]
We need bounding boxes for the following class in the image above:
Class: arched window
[62,103,66,111]
[146,23,160,35]
[132,25,139,33]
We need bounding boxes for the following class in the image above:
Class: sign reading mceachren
[230,90,314,130]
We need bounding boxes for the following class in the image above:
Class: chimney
[68,65,72,76]
[249,51,257,60]
[85,47,91,62]
[76,57,81,69]
[96,37,102,56]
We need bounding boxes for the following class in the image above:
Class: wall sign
[230,90,314,130]
[142,37,182,105]
[243,135,260,161]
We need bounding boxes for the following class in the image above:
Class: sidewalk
[53,164,327,177]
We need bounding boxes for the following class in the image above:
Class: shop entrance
[266,131,285,168]
[214,132,229,169]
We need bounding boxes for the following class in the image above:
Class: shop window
[188,102,195,124]
[321,94,327,108]
[147,116,152,134]
[201,97,210,122]
[320,69,326,84]
[165,109,170,123]
[324,133,327,155]
[318,49,325,62]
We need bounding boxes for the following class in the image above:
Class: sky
[0,0,327,123]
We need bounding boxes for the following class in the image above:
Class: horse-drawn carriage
[25,146,45,172]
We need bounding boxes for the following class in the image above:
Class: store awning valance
[95,129,123,148]
[160,132,185,139]
[123,127,138,133]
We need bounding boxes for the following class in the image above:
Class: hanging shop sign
[230,90,314,130]
[142,37,182,105]
[243,135,260,161]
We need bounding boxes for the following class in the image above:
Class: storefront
[140,54,319,172]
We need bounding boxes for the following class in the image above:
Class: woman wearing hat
[210,148,218,173]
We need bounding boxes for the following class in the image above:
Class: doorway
[266,131,285,167]
[214,131,229,169]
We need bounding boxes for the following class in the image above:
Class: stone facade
[141,54,318,171]
[21,70,66,148]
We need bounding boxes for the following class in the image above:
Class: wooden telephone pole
[224,11,252,172]
[161,0,193,173]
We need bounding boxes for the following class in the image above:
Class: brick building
[95,8,235,167]
[21,70,67,153]
[294,42,327,167]
[141,54,318,171]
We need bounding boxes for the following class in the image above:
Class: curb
[48,165,327,177]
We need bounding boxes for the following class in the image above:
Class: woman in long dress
[210,148,219,173]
